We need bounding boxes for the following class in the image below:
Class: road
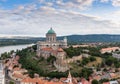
[5,67,20,84]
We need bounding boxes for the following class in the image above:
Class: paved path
[5,67,20,84]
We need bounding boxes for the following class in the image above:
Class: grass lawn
[69,57,102,73]
[87,57,102,67]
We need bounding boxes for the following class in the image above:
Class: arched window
[59,45,61,47]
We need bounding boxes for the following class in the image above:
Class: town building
[100,47,120,54]
[103,80,119,84]
[112,53,120,59]
[21,71,78,84]
[0,62,5,84]
[37,28,67,58]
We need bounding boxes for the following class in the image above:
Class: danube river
[0,44,35,55]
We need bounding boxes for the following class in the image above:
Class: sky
[0,0,120,37]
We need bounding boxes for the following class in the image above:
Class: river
[0,44,35,55]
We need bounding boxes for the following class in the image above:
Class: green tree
[80,68,93,79]
[105,57,114,66]
[9,81,14,84]
[32,45,37,51]
[92,79,99,84]
[81,57,90,65]
[99,79,109,83]
[0,52,10,59]
[90,56,96,62]
[47,55,56,64]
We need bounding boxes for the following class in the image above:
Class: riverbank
[0,44,35,55]
[0,43,32,47]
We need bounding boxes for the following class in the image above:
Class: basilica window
[59,45,61,47]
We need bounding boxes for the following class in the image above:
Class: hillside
[59,34,120,43]
[0,34,120,46]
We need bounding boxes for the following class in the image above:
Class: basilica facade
[37,28,68,58]
[37,28,69,72]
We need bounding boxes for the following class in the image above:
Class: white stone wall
[54,62,69,72]
[37,40,67,57]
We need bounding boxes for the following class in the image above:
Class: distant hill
[0,34,120,46]
[58,34,120,43]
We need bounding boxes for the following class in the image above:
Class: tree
[90,56,96,62]
[99,79,109,83]
[47,55,56,64]
[80,68,93,79]
[81,57,90,65]
[0,52,10,59]
[9,81,14,84]
[32,45,37,51]
[91,79,99,84]
[105,57,114,66]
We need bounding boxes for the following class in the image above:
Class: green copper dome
[47,28,56,34]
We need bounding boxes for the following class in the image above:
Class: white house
[0,62,5,84]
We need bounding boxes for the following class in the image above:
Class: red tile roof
[103,82,110,84]
[41,47,53,51]
[57,48,64,52]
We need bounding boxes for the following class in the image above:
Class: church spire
[67,71,73,84]
[68,71,72,78]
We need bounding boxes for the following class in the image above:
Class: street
[5,67,20,84]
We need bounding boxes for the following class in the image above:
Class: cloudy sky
[0,0,120,37]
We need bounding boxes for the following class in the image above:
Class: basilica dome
[47,28,56,34]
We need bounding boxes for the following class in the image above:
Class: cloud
[0,4,119,37]
[38,0,94,10]
[113,10,120,16]
[0,0,119,36]
[108,11,120,27]
[100,0,120,7]
[100,0,109,2]
[112,0,120,7]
